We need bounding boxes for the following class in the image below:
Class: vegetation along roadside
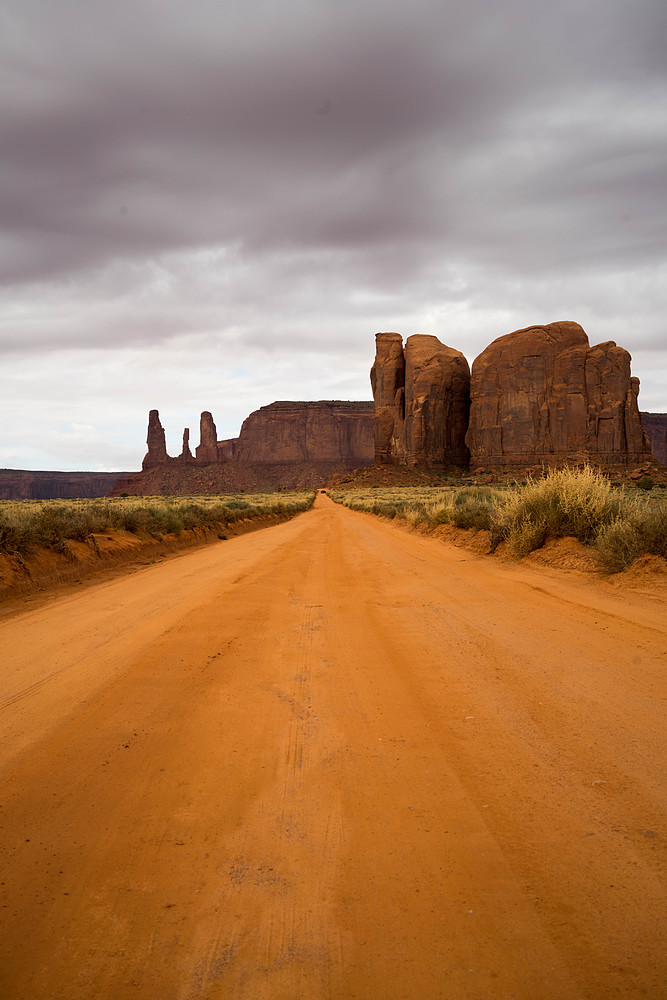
[330,466,667,573]
[0,492,315,556]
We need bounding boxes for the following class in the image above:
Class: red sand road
[0,493,665,999]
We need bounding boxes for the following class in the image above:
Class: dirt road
[1,494,665,999]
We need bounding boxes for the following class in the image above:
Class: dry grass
[491,465,630,556]
[0,492,315,556]
[330,467,667,572]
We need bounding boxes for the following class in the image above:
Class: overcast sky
[1,0,666,471]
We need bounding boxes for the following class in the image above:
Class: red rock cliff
[370,333,406,464]
[232,401,374,465]
[195,411,220,464]
[141,401,374,470]
[371,332,470,467]
[142,409,169,470]
[466,321,652,466]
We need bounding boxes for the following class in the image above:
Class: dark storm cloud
[1,0,665,468]
[2,0,664,285]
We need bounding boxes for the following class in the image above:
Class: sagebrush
[330,467,667,572]
[0,492,315,556]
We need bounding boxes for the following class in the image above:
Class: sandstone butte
[371,321,656,469]
[466,321,651,467]
[371,332,470,468]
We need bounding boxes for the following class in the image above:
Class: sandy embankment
[0,510,298,605]
[0,493,665,999]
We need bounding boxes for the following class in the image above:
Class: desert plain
[0,492,665,999]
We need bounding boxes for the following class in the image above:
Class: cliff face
[370,333,406,464]
[641,413,667,464]
[233,401,374,465]
[0,470,135,500]
[465,321,652,467]
[370,333,470,467]
[141,401,374,472]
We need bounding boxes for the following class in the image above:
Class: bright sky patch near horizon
[1,0,666,471]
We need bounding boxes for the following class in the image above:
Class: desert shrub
[0,491,314,555]
[0,510,26,552]
[110,504,147,534]
[404,502,430,526]
[490,466,631,555]
[427,497,455,526]
[329,486,500,531]
[636,476,654,491]
[595,502,667,572]
[449,488,496,531]
[222,499,251,511]
[32,503,107,545]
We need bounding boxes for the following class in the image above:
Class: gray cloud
[1,0,665,468]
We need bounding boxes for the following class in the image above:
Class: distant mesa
[641,413,667,465]
[0,470,135,501]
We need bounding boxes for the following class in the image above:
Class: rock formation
[140,400,374,471]
[233,401,374,464]
[371,333,470,467]
[137,322,654,493]
[371,333,406,464]
[641,413,667,465]
[179,428,194,462]
[466,321,652,467]
[142,409,168,470]
[196,411,220,464]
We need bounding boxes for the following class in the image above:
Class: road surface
[1,494,665,999]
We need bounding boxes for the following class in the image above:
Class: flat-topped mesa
[142,409,169,470]
[466,320,652,467]
[371,332,471,467]
[233,400,375,465]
